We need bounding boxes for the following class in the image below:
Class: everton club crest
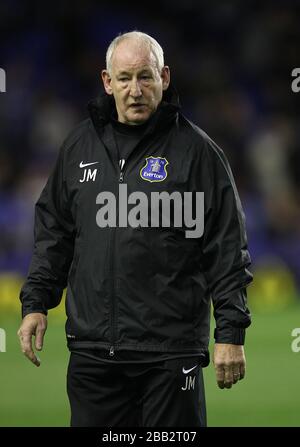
[140,156,169,182]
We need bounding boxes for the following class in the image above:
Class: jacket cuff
[214,327,246,344]
[22,304,48,319]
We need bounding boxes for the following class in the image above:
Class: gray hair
[105,31,164,75]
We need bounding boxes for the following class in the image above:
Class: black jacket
[20,86,253,362]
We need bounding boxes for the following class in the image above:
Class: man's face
[101,39,170,125]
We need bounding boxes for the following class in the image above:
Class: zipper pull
[119,171,124,183]
[109,346,115,356]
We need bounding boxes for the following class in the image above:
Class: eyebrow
[116,71,131,76]
[116,68,152,76]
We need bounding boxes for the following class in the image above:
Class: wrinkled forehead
[111,40,158,74]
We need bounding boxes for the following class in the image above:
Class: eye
[119,77,129,82]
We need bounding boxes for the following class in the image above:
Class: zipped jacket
[20,85,253,360]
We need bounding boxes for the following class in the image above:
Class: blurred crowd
[1,0,300,289]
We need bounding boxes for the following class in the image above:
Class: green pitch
[0,303,299,426]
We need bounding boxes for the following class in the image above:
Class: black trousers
[67,352,207,427]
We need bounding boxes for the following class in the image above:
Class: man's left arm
[201,136,253,389]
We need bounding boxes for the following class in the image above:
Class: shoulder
[177,114,236,186]
[61,118,93,152]
[177,113,226,162]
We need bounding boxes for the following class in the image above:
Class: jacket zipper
[109,162,125,357]
[108,130,159,357]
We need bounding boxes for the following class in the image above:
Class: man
[18,31,253,427]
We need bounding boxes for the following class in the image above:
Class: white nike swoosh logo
[182,365,198,374]
[79,161,99,168]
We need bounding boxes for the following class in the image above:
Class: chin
[127,114,149,125]
[128,111,152,124]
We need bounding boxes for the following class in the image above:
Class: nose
[129,79,142,98]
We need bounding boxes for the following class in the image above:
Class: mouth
[129,104,146,108]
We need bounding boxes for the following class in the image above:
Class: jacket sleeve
[201,135,253,345]
[19,143,75,318]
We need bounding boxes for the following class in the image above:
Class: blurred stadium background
[0,0,300,426]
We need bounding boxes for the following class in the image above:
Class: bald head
[106,31,164,76]
[110,38,158,79]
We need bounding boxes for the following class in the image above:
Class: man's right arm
[18,143,75,365]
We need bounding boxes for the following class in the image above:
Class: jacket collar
[87,83,181,136]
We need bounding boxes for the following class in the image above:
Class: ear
[161,66,170,91]
[101,69,113,95]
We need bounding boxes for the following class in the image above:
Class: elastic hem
[67,340,209,353]
[70,349,209,366]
